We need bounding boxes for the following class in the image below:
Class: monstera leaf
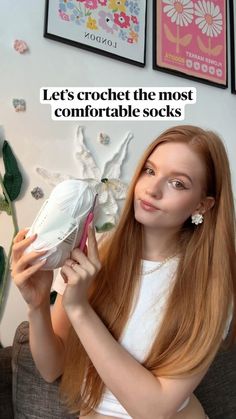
[0,138,22,318]
[0,195,11,214]
[2,141,22,201]
[0,247,6,290]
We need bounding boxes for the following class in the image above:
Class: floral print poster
[44,0,147,66]
[154,0,227,87]
[229,0,236,93]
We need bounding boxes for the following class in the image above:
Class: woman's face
[134,142,209,231]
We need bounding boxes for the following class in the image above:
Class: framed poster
[44,0,147,67]
[230,0,236,93]
[153,0,227,88]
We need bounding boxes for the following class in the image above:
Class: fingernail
[39,249,48,254]
[61,272,68,283]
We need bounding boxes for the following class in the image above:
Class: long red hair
[60,125,236,414]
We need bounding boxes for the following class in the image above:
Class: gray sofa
[0,321,236,419]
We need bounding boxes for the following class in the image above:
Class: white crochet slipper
[25,179,97,270]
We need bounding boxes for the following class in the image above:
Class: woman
[12,125,235,419]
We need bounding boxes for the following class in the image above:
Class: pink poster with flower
[45,0,147,66]
[154,0,227,87]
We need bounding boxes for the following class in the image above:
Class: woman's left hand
[61,224,101,315]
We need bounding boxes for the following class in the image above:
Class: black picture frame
[153,0,228,89]
[230,0,236,93]
[44,0,147,67]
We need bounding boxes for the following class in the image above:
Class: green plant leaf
[0,196,11,215]
[2,141,23,201]
[0,246,6,289]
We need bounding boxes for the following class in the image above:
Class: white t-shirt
[52,257,233,418]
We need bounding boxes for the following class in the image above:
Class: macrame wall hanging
[36,126,133,232]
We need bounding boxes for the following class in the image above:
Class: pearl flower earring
[191,213,204,225]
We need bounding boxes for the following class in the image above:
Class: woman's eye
[171,180,185,189]
[143,167,154,175]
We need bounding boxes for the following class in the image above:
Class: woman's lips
[140,200,159,212]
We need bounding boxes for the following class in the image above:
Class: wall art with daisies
[44,0,147,66]
[154,0,227,87]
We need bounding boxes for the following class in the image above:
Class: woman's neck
[142,227,180,261]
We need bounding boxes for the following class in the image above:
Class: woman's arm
[28,294,71,383]
[12,229,70,383]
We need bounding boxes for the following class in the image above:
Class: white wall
[0,0,235,346]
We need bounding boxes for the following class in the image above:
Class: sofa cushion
[0,345,14,419]
[12,321,76,419]
[11,321,236,419]
[194,343,236,419]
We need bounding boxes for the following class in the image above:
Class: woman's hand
[11,229,53,309]
[61,224,101,316]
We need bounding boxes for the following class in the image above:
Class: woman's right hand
[11,228,54,309]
